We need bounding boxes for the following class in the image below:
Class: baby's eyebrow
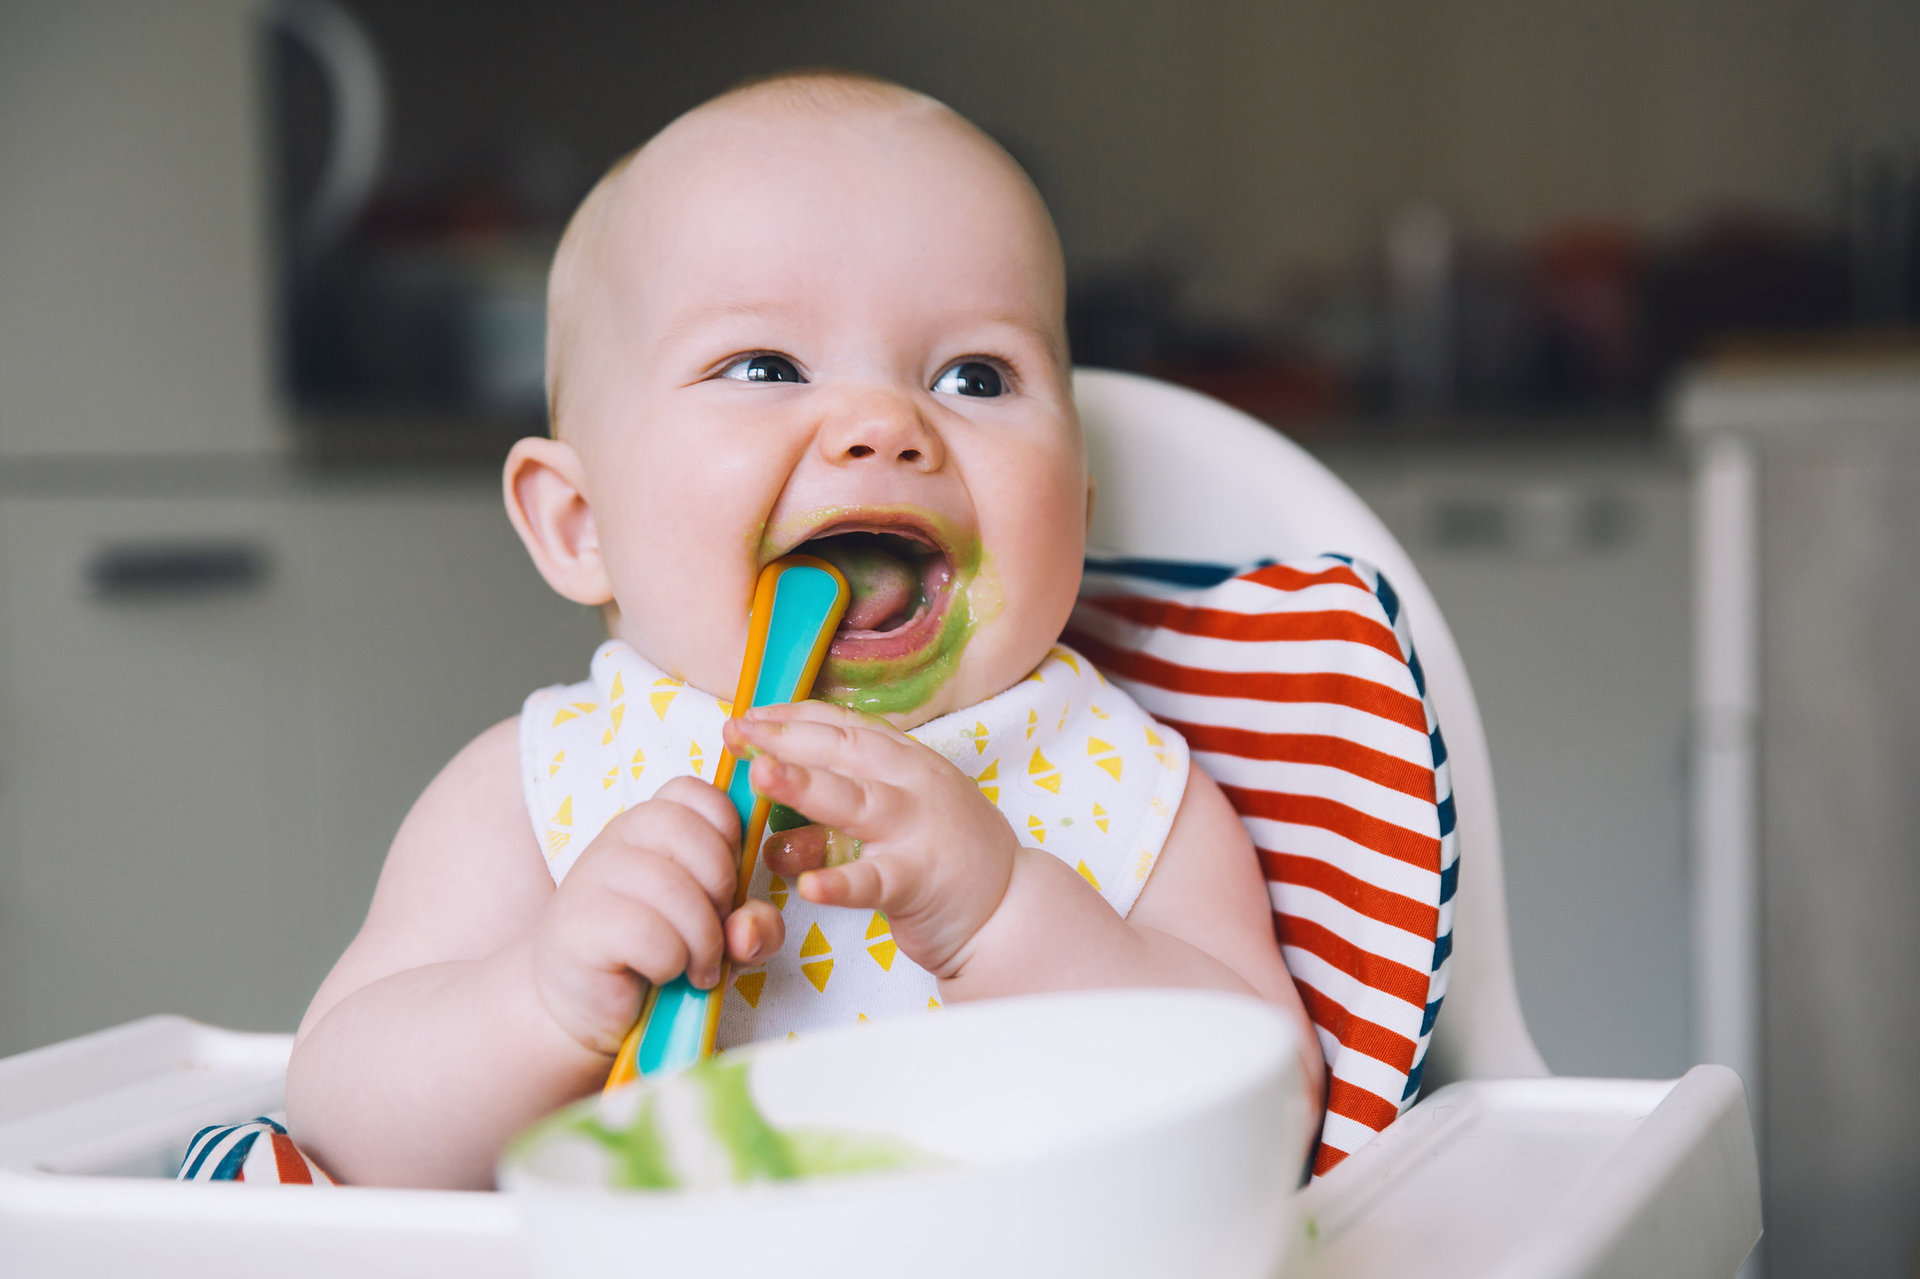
[655,300,805,352]
[969,312,1067,369]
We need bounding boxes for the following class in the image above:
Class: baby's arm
[286,719,781,1188]
[727,704,1325,1120]
[946,763,1327,1102]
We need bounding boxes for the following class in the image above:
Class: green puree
[565,1057,933,1191]
[820,544,997,718]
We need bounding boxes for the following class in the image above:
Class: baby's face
[560,98,1084,725]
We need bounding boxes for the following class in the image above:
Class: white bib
[520,640,1189,1048]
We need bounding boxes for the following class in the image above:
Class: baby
[286,71,1323,1189]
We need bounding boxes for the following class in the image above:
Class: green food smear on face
[823,597,974,717]
[818,544,997,719]
[544,1056,936,1192]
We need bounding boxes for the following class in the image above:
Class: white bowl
[500,988,1307,1279]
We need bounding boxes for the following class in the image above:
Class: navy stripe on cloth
[1375,574,1401,626]
[210,1131,259,1181]
[1401,1057,1427,1101]
[1083,555,1242,587]
[182,1129,225,1180]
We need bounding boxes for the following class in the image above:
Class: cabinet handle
[87,543,271,598]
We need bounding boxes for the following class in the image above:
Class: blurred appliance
[268,1,554,421]
[1678,351,1920,1277]
[268,0,387,264]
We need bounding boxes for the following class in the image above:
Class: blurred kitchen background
[2,2,1916,1272]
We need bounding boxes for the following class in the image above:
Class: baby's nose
[816,390,944,472]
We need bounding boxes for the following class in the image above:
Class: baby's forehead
[545,79,1066,429]
[623,89,1012,225]
[586,97,1058,308]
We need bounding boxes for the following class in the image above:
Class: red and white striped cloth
[1068,554,1455,1177]
[177,1115,333,1185]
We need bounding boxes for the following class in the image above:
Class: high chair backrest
[1073,368,1548,1084]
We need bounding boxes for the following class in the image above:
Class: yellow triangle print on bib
[799,922,835,993]
[865,912,897,971]
[976,758,999,804]
[650,678,682,720]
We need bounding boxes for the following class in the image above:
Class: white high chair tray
[0,1016,1757,1278]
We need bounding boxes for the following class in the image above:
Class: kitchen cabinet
[0,476,601,1057]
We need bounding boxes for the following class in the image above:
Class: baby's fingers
[799,855,927,916]
[652,775,741,847]
[762,823,830,878]
[563,891,691,990]
[741,698,909,741]
[725,711,919,786]
[749,755,900,840]
[567,855,727,988]
[725,900,784,967]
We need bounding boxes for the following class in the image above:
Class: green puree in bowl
[548,1057,935,1191]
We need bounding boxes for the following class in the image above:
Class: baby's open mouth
[788,523,959,661]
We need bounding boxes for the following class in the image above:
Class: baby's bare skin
[287,75,1322,1189]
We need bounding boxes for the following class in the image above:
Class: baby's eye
[931,360,1005,398]
[719,354,805,384]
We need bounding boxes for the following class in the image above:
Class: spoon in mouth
[604,554,849,1090]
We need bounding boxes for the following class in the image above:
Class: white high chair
[0,370,1760,1277]
[1077,369,1761,1277]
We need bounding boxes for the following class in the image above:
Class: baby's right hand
[528,776,784,1057]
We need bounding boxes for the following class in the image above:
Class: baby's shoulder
[405,716,531,848]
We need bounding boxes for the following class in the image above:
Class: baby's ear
[503,436,614,606]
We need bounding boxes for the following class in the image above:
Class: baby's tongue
[815,542,917,631]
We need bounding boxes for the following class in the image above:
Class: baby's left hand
[721,701,1019,978]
